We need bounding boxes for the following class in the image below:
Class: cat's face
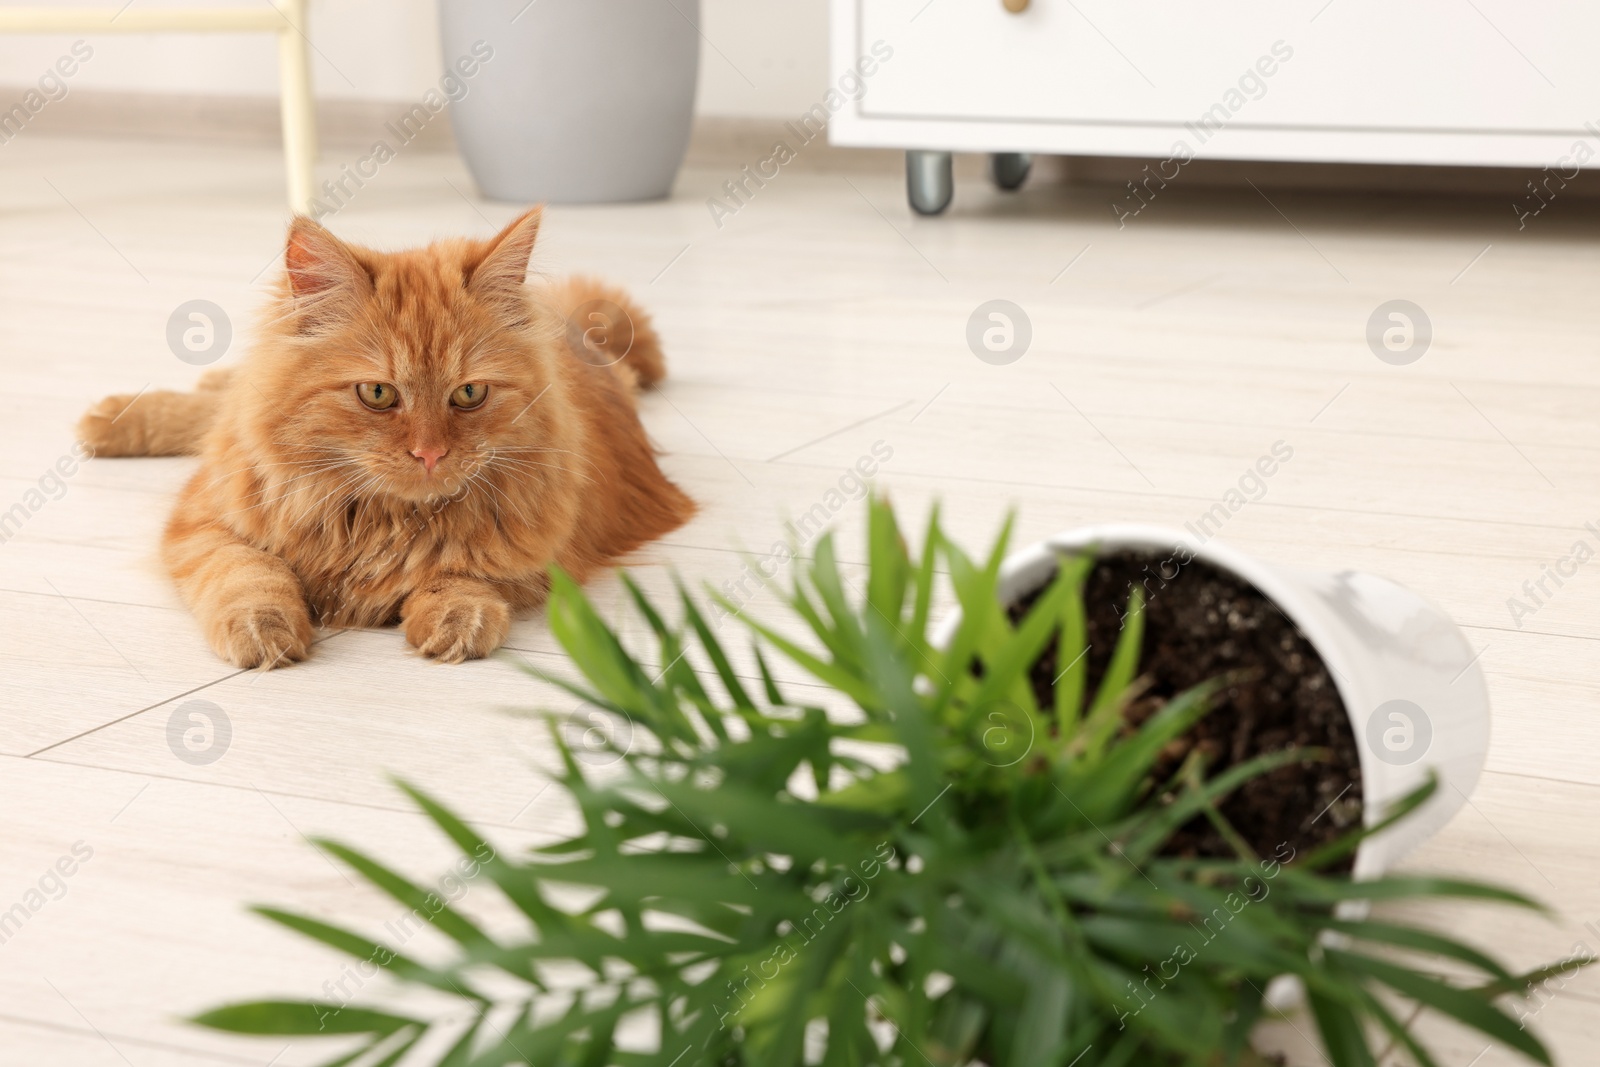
[257,210,561,505]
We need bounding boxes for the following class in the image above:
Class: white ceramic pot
[932,524,1490,881]
[439,0,700,203]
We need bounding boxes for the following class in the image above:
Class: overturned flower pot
[933,523,1490,881]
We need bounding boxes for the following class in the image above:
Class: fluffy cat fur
[78,209,694,668]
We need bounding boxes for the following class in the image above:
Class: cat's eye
[451,382,489,409]
[356,382,399,410]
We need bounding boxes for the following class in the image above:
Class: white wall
[693,0,829,117]
[0,0,828,117]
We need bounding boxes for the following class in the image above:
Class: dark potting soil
[1011,550,1363,870]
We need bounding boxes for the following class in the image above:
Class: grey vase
[439,0,700,204]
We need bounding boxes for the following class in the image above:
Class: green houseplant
[196,498,1574,1066]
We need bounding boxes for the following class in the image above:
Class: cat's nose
[411,446,449,472]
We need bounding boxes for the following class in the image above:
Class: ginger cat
[78,209,694,668]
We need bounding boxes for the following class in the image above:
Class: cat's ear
[467,207,543,301]
[284,217,371,326]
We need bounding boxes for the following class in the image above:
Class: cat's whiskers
[245,460,353,500]
[464,468,501,527]
[488,454,597,487]
[481,444,601,472]
[288,467,365,512]
[223,460,363,519]
[220,442,590,528]
[483,445,583,456]
[465,468,532,529]
[478,469,528,517]
[292,469,382,528]
[341,474,388,515]
[209,452,349,485]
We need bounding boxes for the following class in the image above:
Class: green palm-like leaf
[193,1001,417,1036]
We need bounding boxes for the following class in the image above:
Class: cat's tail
[76,368,232,457]
[544,275,667,390]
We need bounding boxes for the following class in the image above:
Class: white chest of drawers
[829,0,1600,213]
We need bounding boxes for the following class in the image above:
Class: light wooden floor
[3,134,1599,1066]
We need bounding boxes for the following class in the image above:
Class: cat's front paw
[403,583,511,664]
[76,393,146,457]
[208,599,314,669]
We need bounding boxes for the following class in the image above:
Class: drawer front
[855,0,1599,134]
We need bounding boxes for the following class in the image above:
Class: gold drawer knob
[1003,0,1030,11]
